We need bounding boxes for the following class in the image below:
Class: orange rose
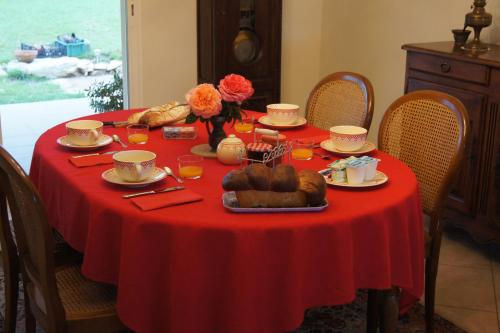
[185,84,222,119]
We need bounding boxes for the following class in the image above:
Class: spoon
[112,134,128,148]
[164,166,184,183]
[314,151,331,160]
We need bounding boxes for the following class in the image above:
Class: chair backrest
[305,71,374,130]
[0,145,66,331]
[378,90,469,230]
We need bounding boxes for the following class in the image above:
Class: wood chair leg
[24,287,36,333]
[379,288,398,333]
[4,266,19,333]
[425,262,438,333]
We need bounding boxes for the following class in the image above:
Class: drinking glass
[234,117,254,133]
[291,140,313,160]
[127,124,149,144]
[178,155,204,179]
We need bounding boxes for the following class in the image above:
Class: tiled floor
[1,100,499,332]
[434,225,500,333]
[0,98,92,171]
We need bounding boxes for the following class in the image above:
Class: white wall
[281,0,324,115]
[130,0,500,142]
[128,0,197,108]
[319,0,500,142]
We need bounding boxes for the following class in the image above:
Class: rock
[29,57,80,78]
[106,60,122,71]
[76,59,94,75]
[6,61,30,75]
[94,62,108,71]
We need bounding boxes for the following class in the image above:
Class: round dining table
[30,110,424,333]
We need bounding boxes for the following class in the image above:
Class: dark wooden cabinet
[197,0,282,112]
[403,42,500,243]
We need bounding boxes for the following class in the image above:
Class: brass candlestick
[463,0,492,52]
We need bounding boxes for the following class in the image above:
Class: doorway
[0,0,127,171]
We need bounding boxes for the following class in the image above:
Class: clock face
[233,29,260,64]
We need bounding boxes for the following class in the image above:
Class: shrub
[86,71,123,113]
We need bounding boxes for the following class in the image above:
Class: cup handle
[134,163,143,179]
[90,129,99,141]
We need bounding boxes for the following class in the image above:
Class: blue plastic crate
[55,40,89,57]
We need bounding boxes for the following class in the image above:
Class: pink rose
[218,74,254,103]
[185,84,222,119]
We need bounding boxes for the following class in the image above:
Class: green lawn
[0,0,122,63]
[0,77,84,104]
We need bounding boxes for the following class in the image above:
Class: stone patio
[0,98,94,171]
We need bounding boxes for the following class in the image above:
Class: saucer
[57,135,113,151]
[320,140,376,156]
[325,171,388,188]
[101,167,167,188]
[258,116,307,129]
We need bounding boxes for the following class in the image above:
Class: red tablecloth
[30,110,424,333]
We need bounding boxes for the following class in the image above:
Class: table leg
[379,288,398,333]
[366,289,380,333]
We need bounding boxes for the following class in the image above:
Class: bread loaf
[127,102,190,128]
[270,164,299,192]
[298,169,327,206]
[245,163,273,190]
[222,164,326,207]
[222,170,251,191]
[236,190,307,208]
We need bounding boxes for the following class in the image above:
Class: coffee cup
[113,150,156,182]
[267,104,300,125]
[329,125,367,152]
[66,120,103,146]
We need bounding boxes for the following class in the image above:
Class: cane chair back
[306,72,374,130]
[378,90,468,222]
[0,145,125,333]
[377,90,468,333]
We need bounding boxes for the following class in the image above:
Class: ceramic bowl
[266,104,300,125]
[329,125,367,152]
[66,120,103,146]
[113,150,156,182]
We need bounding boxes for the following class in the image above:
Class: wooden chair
[0,145,127,333]
[368,90,469,333]
[305,71,374,130]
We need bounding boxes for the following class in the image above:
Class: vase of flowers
[185,74,254,151]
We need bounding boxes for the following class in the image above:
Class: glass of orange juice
[291,140,314,160]
[127,124,149,144]
[234,117,254,133]
[178,155,204,179]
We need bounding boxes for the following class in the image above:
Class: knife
[72,150,119,158]
[103,121,129,128]
[122,186,185,199]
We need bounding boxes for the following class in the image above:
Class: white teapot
[216,134,246,165]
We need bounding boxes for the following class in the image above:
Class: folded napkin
[131,189,203,211]
[69,154,114,168]
[296,134,330,144]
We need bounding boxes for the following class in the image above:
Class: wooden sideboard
[403,41,500,243]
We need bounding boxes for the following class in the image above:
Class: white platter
[258,116,307,129]
[324,170,388,188]
[320,139,376,156]
[102,167,167,188]
[222,191,328,213]
[57,135,113,151]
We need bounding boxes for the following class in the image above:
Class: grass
[0,0,121,63]
[0,0,121,104]
[0,77,84,104]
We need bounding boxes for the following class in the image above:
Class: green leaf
[185,113,198,124]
